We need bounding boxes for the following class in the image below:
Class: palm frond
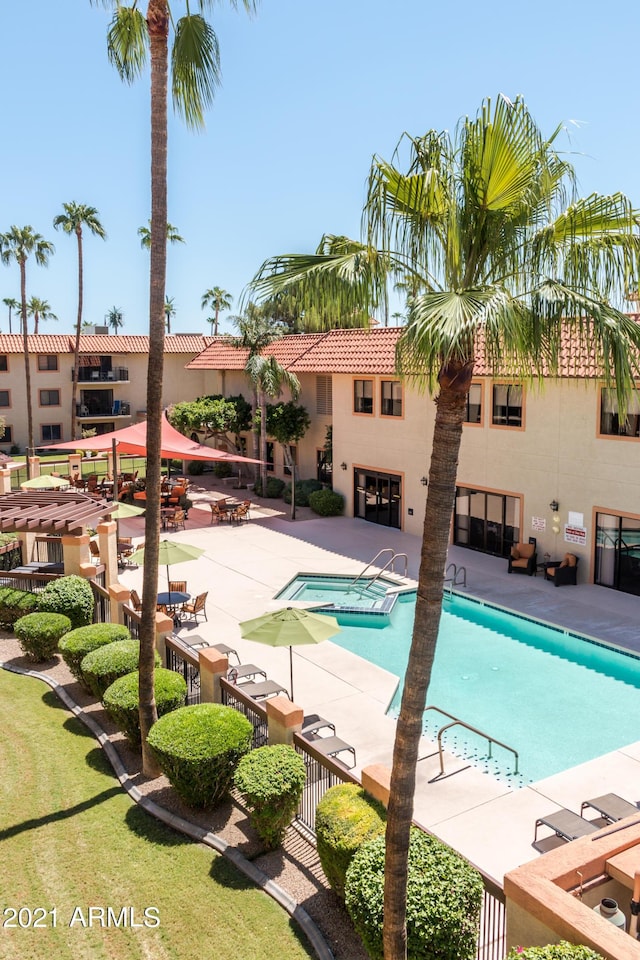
[171,15,220,128]
[106,6,147,83]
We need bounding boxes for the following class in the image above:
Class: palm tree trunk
[33,310,39,335]
[382,360,471,960]
[20,263,34,453]
[139,0,169,778]
[214,306,219,336]
[259,390,268,493]
[71,228,83,439]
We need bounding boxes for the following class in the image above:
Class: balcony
[77,401,130,418]
[73,366,129,383]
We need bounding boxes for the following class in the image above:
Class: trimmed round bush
[315,783,386,900]
[81,639,160,700]
[506,946,604,960]
[309,488,344,517]
[38,575,94,629]
[345,827,484,960]
[284,478,323,506]
[103,668,187,746]
[254,476,285,498]
[212,461,233,479]
[147,703,252,808]
[59,623,131,687]
[234,744,306,849]
[14,612,72,662]
[0,587,39,628]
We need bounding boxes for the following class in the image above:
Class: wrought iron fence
[293,734,359,839]
[165,635,201,705]
[90,581,110,623]
[220,677,268,749]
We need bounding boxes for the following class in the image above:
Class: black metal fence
[293,733,359,839]
[165,635,201,705]
[220,677,268,749]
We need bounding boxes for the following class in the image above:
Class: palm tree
[251,95,640,959]
[2,297,19,334]
[138,220,184,249]
[54,202,107,440]
[0,226,55,452]
[98,0,257,777]
[26,297,58,334]
[201,286,232,335]
[164,295,176,333]
[105,305,124,332]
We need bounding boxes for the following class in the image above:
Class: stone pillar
[266,697,303,746]
[155,612,173,663]
[0,469,12,494]
[97,520,118,587]
[361,764,391,808]
[68,453,82,483]
[16,532,35,565]
[28,456,40,478]
[199,648,228,703]
[108,583,130,626]
[61,533,92,576]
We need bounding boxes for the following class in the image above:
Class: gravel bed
[0,634,367,960]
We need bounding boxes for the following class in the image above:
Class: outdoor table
[156,590,190,628]
[160,508,177,530]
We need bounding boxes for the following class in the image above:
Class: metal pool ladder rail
[444,561,467,597]
[350,548,409,590]
[420,704,519,776]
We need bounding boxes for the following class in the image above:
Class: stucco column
[15,532,35,565]
[155,612,173,663]
[68,453,82,483]
[61,533,92,577]
[266,697,303,745]
[28,456,40,478]
[108,583,130,626]
[0,469,12,495]
[361,764,391,808]
[199,648,228,703]
[96,520,118,587]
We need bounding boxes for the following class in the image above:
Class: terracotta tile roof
[0,334,74,353]
[0,333,210,355]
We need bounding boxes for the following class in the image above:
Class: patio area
[117,486,640,887]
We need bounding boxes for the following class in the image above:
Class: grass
[0,669,315,960]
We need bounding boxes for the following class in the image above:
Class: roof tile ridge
[277,328,335,369]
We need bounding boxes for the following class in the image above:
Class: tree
[201,286,232,335]
[164,295,176,333]
[168,394,252,451]
[54,202,107,440]
[138,220,184,249]
[26,297,58,334]
[0,226,55,453]
[251,95,640,959]
[97,0,257,777]
[105,305,124,332]
[2,297,19,334]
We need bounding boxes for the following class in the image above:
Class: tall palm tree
[54,202,106,440]
[0,226,55,453]
[138,220,184,249]
[2,297,19,334]
[96,0,257,776]
[251,95,640,959]
[201,285,232,335]
[164,295,176,333]
[105,305,124,332]
[26,297,58,334]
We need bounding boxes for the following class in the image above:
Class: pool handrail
[421,704,519,777]
[350,549,409,589]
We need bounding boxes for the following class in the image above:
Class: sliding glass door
[595,512,640,596]
[454,487,520,558]
[354,470,402,528]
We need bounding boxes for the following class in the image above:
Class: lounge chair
[227,663,267,683]
[239,679,289,700]
[299,728,357,768]
[212,642,240,665]
[580,793,639,823]
[302,714,336,737]
[534,808,599,844]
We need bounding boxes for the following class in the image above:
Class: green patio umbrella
[127,539,205,588]
[108,500,146,520]
[239,606,341,701]
[20,474,70,490]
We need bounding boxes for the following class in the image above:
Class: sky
[1,0,640,336]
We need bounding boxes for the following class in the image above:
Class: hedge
[283,478,323,506]
[506,946,604,960]
[14,612,72,662]
[59,623,131,687]
[103,668,187,746]
[253,476,285,498]
[308,488,344,517]
[345,827,484,960]
[37,575,94,629]
[81,639,160,700]
[234,745,306,848]
[0,587,39,628]
[147,703,252,808]
[315,783,386,900]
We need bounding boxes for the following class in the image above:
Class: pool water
[315,590,640,787]
[276,574,397,612]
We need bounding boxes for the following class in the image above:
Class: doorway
[454,486,521,558]
[595,512,640,596]
[354,470,401,528]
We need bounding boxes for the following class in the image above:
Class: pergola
[0,490,115,535]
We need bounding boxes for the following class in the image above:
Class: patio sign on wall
[564,525,587,546]
[531,516,546,532]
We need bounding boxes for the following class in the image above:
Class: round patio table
[156,590,190,628]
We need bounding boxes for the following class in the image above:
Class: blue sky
[1,1,639,336]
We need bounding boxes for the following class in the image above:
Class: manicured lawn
[0,669,315,960]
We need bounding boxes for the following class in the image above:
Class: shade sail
[44,412,261,464]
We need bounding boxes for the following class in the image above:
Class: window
[266,441,274,473]
[317,448,332,484]
[354,379,373,415]
[41,424,62,443]
[37,355,58,371]
[380,380,402,417]
[0,391,9,407]
[39,389,60,407]
[0,356,7,372]
[599,388,640,438]
[0,426,13,444]
[492,384,523,428]
[464,382,483,424]
[316,375,332,415]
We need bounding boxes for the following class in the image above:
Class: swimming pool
[289,581,640,786]
[275,572,406,616]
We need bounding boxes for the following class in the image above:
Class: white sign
[564,525,587,546]
[531,516,546,531]
[568,511,583,527]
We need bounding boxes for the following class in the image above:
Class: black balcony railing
[73,367,129,383]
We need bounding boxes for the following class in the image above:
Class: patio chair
[168,580,187,594]
[533,808,599,845]
[180,591,208,624]
[508,539,537,576]
[544,553,579,586]
[209,501,226,524]
[580,793,639,823]
[89,540,101,562]
[230,501,251,524]
[166,508,185,532]
[129,589,143,613]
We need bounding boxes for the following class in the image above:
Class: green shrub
[213,461,233,479]
[345,827,483,960]
[309,488,344,517]
[14,612,72,662]
[59,623,131,687]
[103,668,187,746]
[38,575,94,629]
[254,476,285,498]
[315,783,386,900]
[283,478,323,506]
[0,587,39,628]
[234,745,306,849]
[187,460,205,475]
[81,639,160,700]
[147,703,252,808]
[506,946,604,960]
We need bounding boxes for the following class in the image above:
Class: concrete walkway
[117,494,640,887]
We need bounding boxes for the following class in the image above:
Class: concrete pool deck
[118,495,640,886]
